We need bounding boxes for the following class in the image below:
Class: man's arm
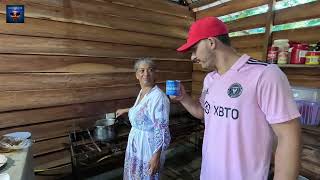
[271,118,301,180]
[180,93,204,119]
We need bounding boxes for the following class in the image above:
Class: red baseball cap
[177,16,228,52]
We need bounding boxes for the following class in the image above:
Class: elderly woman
[116,58,171,180]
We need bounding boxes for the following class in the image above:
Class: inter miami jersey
[199,54,300,180]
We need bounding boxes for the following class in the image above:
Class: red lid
[293,43,309,49]
[306,51,320,56]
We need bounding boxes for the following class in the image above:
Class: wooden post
[262,0,276,61]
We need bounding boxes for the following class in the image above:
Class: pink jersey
[199,54,300,180]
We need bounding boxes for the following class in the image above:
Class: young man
[172,16,301,180]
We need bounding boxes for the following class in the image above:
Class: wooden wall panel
[0,34,188,59]
[272,26,320,44]
[230,34,264,49]
[274,1,320,25]
[0,14,183,49]
[0,99,135,129]
[0,72,191,91]
[0,0,192,28]
[226,14,267,32]
[32,136,69,157]
[0,2,188,39]
[0,82,192,112]
[34,149,71,170]
[281,67,320,88]
[0,55,192,73]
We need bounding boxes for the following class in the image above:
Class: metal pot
[94,118,118,142]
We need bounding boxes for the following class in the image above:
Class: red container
[290,44,309,64]
[267,46,279,64]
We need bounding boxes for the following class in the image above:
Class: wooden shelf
[277,64,320,68]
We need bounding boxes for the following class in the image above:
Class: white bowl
[0,173,10,180]
[0,154,7,167]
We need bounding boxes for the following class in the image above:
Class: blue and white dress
[123,85,171,180]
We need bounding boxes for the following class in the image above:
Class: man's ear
[207,37,217,50]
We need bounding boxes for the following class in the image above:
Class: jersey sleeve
[257,65,300,124]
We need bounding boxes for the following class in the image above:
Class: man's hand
[169,83,187,102]
[148,152,161,175]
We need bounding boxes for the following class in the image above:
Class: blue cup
[166,80,180,96]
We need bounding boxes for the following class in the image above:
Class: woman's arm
[115,108,130,118]
[149,94,171,175]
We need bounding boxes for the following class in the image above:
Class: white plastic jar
[273,39,289,64]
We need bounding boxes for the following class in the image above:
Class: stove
[69,114,203,179]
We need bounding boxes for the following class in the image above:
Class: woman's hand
[169,83,186,102]
[148,152,161,175]
[115,108,129,118]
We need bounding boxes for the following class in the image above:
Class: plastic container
[291,86,320,102]
[305,51,320,65]
[292,87,320,126]
[290,44,309,64]
[273,39,289,64]
[295,100,320,126]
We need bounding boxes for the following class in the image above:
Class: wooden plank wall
[192,0,320,179]
[0,0,194,179]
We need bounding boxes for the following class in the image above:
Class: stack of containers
[292,87,320,126]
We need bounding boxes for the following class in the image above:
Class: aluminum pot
[94,118,118,142]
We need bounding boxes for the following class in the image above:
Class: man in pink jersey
[172,16,301,180]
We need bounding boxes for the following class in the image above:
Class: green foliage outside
[217,0,320,37]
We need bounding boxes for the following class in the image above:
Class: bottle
[267,46,279,64]
[305,51,320,65]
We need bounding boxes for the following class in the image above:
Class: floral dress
[123,85,171,180]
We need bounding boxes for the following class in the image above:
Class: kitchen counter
[0,147,34,180]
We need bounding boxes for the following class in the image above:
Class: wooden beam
[262,0,276,61]
[104,0,192,18]
[226,14,267,32]
[196,0,268,19]
[189,0,219,9]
